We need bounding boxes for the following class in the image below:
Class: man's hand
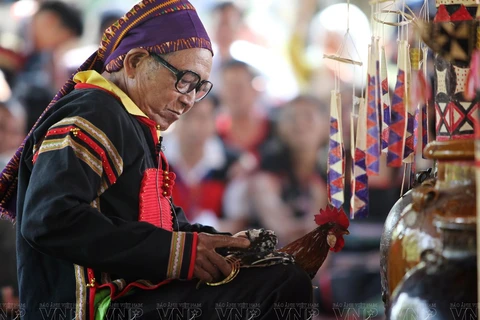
[232,230,248,239]
[194,233,250,282]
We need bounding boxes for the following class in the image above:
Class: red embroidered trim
[136,116,159,145]
[188,232,198,280]
[98,279,172,301]
[46,126,117,184]
[74,83,121,102]
[32,150,40,164]
[87,268,96,320]
[138,168,175,230]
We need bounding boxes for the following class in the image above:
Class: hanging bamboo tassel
[375,38,383,146]
[387,40,408,167]
[403,45,416,164]
[351,97,369,219]
[366,40,381,175]
[327,90,345,209]
[381,45,391,154]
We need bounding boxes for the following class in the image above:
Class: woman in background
[249,95,329,245]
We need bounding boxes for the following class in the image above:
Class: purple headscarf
[0,0,212,221]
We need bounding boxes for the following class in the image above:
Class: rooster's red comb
[314,205,349,229]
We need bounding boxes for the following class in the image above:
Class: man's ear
[123,48,150,79]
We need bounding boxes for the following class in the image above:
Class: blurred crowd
[0,0,434,318]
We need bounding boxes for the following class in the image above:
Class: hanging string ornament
[385,11,412,168]
[381,44,392,154]
[371,1,409,169]
[350,97,369,218]
[366,41,382,175]
[327,89,345,209]
[324,0,364,212]
[369,1,394,157]
[373,2,431,191]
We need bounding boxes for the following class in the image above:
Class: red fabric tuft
[314,205,350,229]
[138,168,174,231]
[433,5,450,22]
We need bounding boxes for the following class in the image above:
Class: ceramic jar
[389,214,477,320]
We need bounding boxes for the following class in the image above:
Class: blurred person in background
[164,94,249,234]
[0,217,18,315]
[0,48,26,317]
[248,95,329,246]
[0,102,26,169]
[0,48,25,95]
[0,103,23,318]
[210,2,243,67]
[216,59,273,169]
[12,0,83,132]
[55,9,124,90]
[207,1,243,93]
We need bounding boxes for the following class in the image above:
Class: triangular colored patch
[450,5,473,21]
[434,5,450,22]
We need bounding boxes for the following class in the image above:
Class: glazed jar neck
[436,160,476,189]
[424,140,475,188]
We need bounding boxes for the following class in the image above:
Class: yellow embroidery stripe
[136,279,155,287]
[52,117,123,176]
[39,137,103,177]
[99,179,109,197]
[167,232,185,279]
[112,278,126,291]
[74,264,86,320]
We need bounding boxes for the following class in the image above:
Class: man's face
[128,48,213,131]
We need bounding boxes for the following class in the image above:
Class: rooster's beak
[342,230,350,235]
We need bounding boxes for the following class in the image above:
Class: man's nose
[179,90,196,109]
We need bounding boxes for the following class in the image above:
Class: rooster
[278,205,350,278]
[209,205,350,286]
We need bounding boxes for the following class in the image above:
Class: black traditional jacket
[16,71,218,320]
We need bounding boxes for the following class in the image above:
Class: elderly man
[0,1,312,319]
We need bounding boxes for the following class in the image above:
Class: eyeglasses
[150,53,213,102]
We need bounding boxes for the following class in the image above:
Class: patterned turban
[0,0,212,220]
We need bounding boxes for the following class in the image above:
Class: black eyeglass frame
[150,52,213,102]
